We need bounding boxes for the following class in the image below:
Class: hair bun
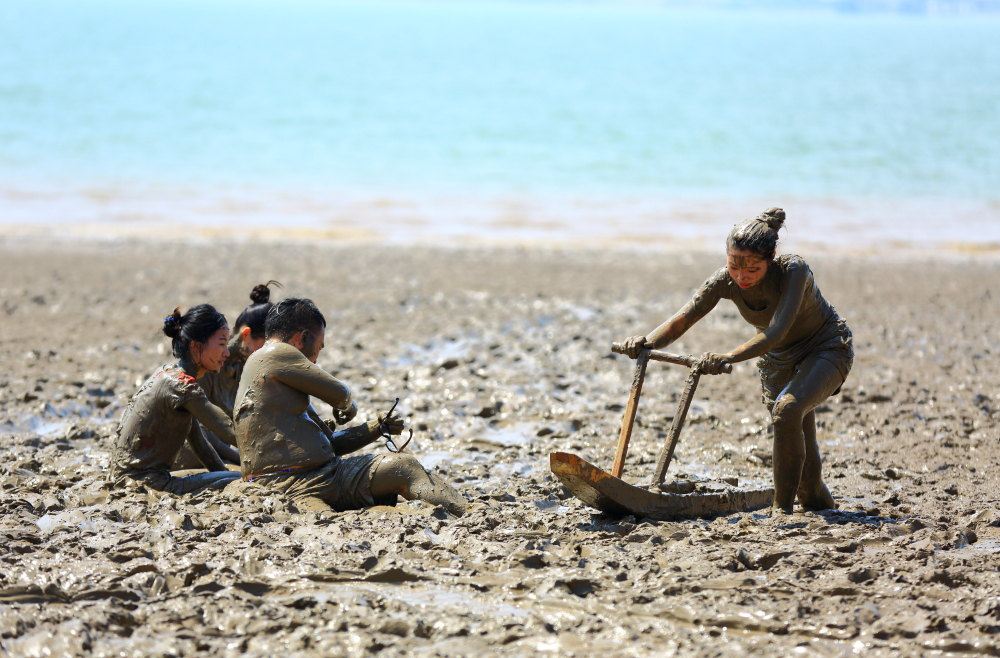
[162,307,183,338]
[249,285,271,305]
[249,280,282,305]
[759,207,786,231]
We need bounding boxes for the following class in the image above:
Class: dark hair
[726,207,786,261]
[162,304,228,358]
[265,297,326,342]
[234,280,282,339]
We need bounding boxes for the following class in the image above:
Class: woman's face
[727,248,769,290]
[192,325,231,372]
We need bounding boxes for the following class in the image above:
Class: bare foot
[797,481,837,511]
[771,502,795,515]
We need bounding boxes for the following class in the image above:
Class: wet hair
[726,207,786,261]
[162,304,228,359]
[265,297,326,343]
[233,280,282,339]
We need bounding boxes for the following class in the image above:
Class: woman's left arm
[183,396,240,464]
[708,266,809,370]
[185,422,230,472]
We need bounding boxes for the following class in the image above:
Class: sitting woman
[172,281,281,469]
[109,305,242,495]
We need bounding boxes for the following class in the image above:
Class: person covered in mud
[620,208,853,515]
[109,305,242,494]
[234,297,467,515]
[172,281,282,469]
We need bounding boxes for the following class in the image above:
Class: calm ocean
[1,1,998,246]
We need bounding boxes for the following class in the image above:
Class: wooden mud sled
[550,343,773,520]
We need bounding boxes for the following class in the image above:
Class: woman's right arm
[622,271,725,357]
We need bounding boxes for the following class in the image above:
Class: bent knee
[378,453,423,476]
[771,395,807,427]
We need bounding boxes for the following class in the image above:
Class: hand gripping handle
[611,342,732,374]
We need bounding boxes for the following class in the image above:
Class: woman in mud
[235,297,467,515]
[620,208,853,514]
[109,305,241,494]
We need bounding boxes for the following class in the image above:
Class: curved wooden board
[550,452,773,520]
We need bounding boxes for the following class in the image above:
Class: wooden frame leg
[652,366,701,485]
[611,350,650,478]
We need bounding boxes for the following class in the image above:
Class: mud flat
[1,238,998,656]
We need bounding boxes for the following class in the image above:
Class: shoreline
[2,181,999,259]
[2,226,999,263]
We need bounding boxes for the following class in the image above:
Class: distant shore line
[2,182,998,258]
[2,226,998,263]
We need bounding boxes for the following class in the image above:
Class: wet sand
[1,238,998,655]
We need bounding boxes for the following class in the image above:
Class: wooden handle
[611,343,732,374]
[610,350,649,478]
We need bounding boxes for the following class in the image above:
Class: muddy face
[727,248,769,289]
[190,325,231,373]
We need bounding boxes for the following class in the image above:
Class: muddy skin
[235,340,467,513]
[639,255,852,513]
[370,453,468,517]
[728,253,757,269]
[306,405,381,456]
[109,359,240,494]
[172,335,245,469]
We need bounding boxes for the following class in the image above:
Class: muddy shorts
[248,454,389,512]
[758,347,854,414]
[118,468,241,495]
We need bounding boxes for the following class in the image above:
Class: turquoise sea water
[1,1,998,243]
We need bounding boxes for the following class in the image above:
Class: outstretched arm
[329,409,406,456]
[723,265,808,365]
[622,271,725,357]
[329,421,382,456]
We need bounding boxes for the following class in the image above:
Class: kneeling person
[235,297,466,515]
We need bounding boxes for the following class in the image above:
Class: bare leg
[370,454,467,516]
[797,411,837,510]
[770,358,843,514]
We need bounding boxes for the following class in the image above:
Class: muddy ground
[0,239,997,656]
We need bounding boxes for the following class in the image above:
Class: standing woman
[110,305,241,495]
[619,208,853,514]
